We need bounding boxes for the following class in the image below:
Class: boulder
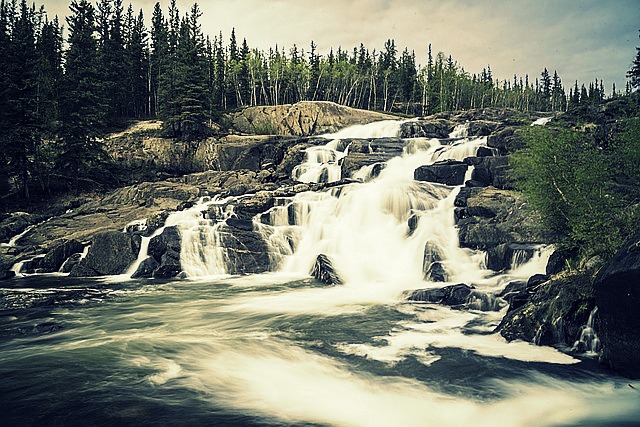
[0,270,16,280]
[148,226,182,278]
[0,212,35,244]
[465,156,512,189]
[69,231,136,276]
[456,188,552,250]
[400,119,453,138]
[310,254,343,285]
[546,247,579,276]
[131,256,160,279]
[39,239,85,273]
[59,253,83,274]
[405,284,475,306]
[425,261,448,282]
[594,229,640,378]
[486,127,525,155]
[467,120,501,136]
[217,225,271,274]
[414,160,468,186]
[497,270,594,347]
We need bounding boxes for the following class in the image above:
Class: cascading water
[4,118,638,427]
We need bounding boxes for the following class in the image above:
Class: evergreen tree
[627,29,640,90]
[149,2,167,117]
[58,0,108,191]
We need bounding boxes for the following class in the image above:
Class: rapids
[1,119,638,426]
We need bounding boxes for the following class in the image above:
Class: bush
[511,126,636,259]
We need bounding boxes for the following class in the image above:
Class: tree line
[0,0,636,201]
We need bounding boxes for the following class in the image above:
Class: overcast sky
[40,0,639,93]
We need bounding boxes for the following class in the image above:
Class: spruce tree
[627,29,640,90]
[58,0,108,191]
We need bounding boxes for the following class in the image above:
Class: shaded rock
[69,231,136,276]
[527,274,549,289]
[0,270,16,280]
[405,284,475,306]
[0,212,35,244]
[217,225,271,274]
[414,160,468,186]
[466,156,512,189]
[39,239,85,273]
[148,226,182,278]
[311,254,342,285]
[486,127,525,155]
[425,261,448,282]
[467,120,501,136]
[400,119,453,138]
[497,270,594,347]
[594,229,640,379]
[498,280,527,305]
[457,188,553,250]
[546,247,579,276]
[131,257,159,279]
[20,256,44,274]
[60,253,83,274]
[226,218,255,231]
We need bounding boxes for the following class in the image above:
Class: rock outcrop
[405,284,475,306]
[69,231,137,276]
[414,161,468,186]
[594,229,640,379]
[310,254,343,285]
[230,101,394,136]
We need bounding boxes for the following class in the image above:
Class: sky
[40,0,639,93]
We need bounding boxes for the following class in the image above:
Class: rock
[594,229,640,378]
[425,261,448,282]
[231,101,394,136]
[148,226,182,278]
[0,270,16,280]
[400,119,453,138]
[39,239,85,273]
[414,160,468,186]
[527,274,549,289]
[485,243,543,272]
[131,257,159,279]
[59,253,83,273]
[466,156,512,189]
[69,231,136,276]
[456,188,553,250]
[217,225,271,274]
[405,284,475,306]
[497,270,594,347]
[546,247,579,275]
[487,127,525,155]
[0,212,34,244]
[310,254,342,285]
[498,280,527,305]
[19,256,44,274]
[467,120,501,136]
[226,217,254,231]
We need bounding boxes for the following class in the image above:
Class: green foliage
[512,126,638,260]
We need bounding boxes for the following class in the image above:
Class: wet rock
[497,270,594,347]
[226,217,254,231]
[546,247,579,276]
[594,229,640,379]
[69,231,136,276]
[0,270,16,280]
[400,119,453,138]
[311,254,343,285]
[456,188,552,250]
[465,156,512,189]
[59,253,83,274]
[498,280,527,305]
[0,212,35,244]
[217,225,271,274]
[131,256,159,279]
[425,261,448,282]
[527,274,549,289]
[486,127,524,155]
[467,120,501,136]
[414,160,468,186]
[148,226,182,278]
[19,256,45,274]
[405,284,475,306]
[39,239,85,273]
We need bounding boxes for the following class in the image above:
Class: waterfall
[572,307,601,355]
[259,121,491,288]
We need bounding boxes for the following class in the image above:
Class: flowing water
[1,120,639,426]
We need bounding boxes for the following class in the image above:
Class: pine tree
[58,0,108,191]
[149,2,167,117]
[627,29,640,90]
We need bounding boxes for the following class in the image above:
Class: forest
[0,0,634,201]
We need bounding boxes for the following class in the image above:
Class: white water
[531,117,552,126]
